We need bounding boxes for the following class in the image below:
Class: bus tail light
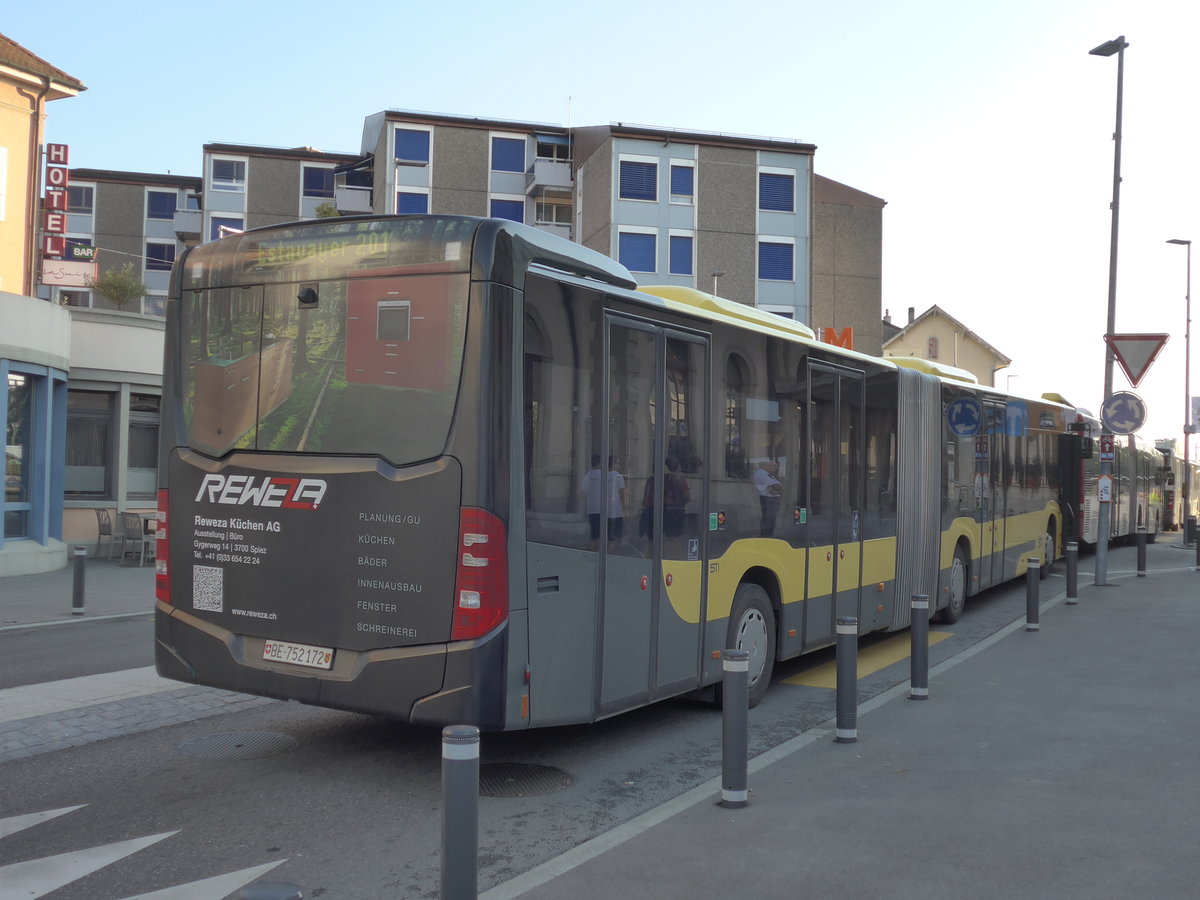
[451,508,508,641]
[155,489,170,604]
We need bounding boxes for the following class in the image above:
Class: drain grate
[479,762,571,797]
[177,731,299,760]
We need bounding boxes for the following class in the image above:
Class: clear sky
[7,0,1197,452]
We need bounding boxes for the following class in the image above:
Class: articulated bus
[1072,424,1167,545]
[156,215,1081,729]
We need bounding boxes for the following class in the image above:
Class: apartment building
[347,111,826,324]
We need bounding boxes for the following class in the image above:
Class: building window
[619,160,657,201]
[147,191,176,219]
[928,337,939,359]
[535,199,572,225]
[211,159,246,192]
[669,235,693,275]
[490,198,524,223]
[67,185,93,214]
[618,231,656,272]
[210,217,243,241]
[759,172,795,212]
[396,191,428,214]
[127,393,160,499]
[758,241,794,281]
[60,290,91,308]
[302,166,334,198]
[5,373,32,538]
[395,128,430,164]
[66,390,112,498]
[146,242,176,271]
[491,137,525,173]
[670,164,694,204]
[535,134,571,161]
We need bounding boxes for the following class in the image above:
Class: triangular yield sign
[1104,333,1170,387]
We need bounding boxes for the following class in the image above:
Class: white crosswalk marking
[116,859,288,899]
[0,805,85,840]
[0,830,177,899]
[0,807,292,900]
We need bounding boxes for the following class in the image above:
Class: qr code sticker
[193,565,224,612]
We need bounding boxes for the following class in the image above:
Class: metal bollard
[1025,558,1040,631]
[835,617,858,743]
[71,545,86,616]
[1187,515,1198,547]
[1136,527,1147,577]
[909,595,929,701]
[720,649,750,808]
[1066,542,1079,604]
[1195,526,1200,572]
[441,725,480,900]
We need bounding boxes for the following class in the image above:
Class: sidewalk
[0,556,156,628]
[0,558,272,762]
[485,541,1200,900]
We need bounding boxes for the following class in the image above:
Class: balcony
[335,185,373,214]
[533,222,572,241]
[526,159,573,196]
[173,210,201,241]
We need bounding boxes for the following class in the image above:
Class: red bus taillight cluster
[451,508,508,641]
[155,488,170,604]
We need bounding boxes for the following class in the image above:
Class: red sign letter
[45,189,67,210]
[47,143,70,165]
[821,327,854,350]
[46,166,69,189]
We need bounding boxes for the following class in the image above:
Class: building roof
[203,142,361,163]
[882,304,1012,366]
[814,175,886,208]
[70,168,201,189]
[0,33,85,97]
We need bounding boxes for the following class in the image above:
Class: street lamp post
[1090,34,1128,586]
[1167,238,1192,538]
[711,270,726,296]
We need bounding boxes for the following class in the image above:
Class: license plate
[262,639,334,670]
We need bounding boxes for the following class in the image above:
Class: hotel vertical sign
[42,143,70,259]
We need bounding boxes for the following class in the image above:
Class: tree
[86,262,149,311]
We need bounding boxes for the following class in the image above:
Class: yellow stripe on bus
[782,631,954,688]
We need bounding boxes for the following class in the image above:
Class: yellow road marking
[783,631,954,688]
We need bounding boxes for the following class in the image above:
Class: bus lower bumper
[154,602,506,728]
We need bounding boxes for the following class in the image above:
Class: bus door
[805,363,866,644]
[598,317,708,714]
[979,400,1008,588]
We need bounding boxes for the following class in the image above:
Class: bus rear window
[179,272,468,464]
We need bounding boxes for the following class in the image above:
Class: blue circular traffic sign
[1101,391,1146,435]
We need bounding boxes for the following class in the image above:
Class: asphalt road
[0,615,154,689]
[0,569,1045,898]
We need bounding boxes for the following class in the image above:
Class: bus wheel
[720,584,776,708]
[1040,524,1055,579]
[937,547,968,624]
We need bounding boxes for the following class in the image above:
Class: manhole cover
[479,763,571,797]
[178,731,299,760]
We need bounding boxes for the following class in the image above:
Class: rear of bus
[156,217,508,727]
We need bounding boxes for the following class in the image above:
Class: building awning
[536,134,571,146]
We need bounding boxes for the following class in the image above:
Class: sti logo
[195,474,327,509]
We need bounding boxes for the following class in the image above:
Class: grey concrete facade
[811,175,886,356]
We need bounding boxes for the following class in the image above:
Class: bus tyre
[1040,524,1055,580]
[937,546,968,624]
[718,584,776,709]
